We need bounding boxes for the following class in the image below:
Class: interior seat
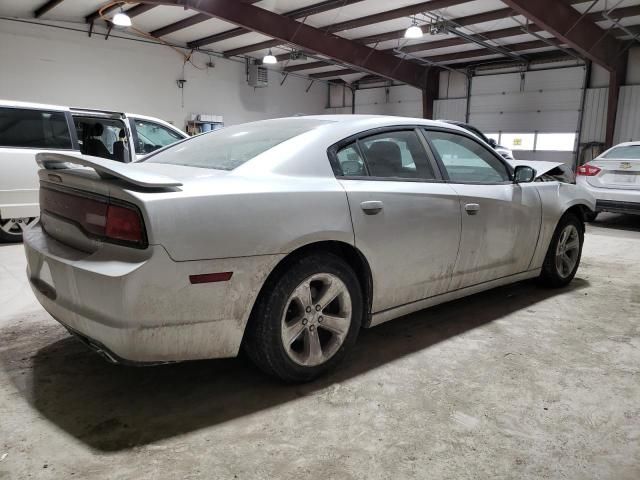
[365,141,403,177]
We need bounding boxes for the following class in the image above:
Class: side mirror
[487,138,497,148]
[514,165,536,183]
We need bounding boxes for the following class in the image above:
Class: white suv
[0,100,188,242]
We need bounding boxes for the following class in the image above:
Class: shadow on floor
[590,213,640,233]
[1,278,589,452]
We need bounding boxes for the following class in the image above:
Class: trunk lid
[585,159,640,190]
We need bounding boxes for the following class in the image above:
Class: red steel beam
[501,0,625,71]
[144,0,428,88]
[422,68,440,119]
[151,0,259,37]
[34,0,65,18]
[187,0,366,48]
[221,0,471,56]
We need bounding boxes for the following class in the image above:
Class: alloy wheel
[555,224,580,278]
[0,217,37,237]
[281,273,352,367]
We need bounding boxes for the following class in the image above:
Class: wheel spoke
[305,328,323,365]
[282,316,306,346]
[565,237,579,251]
[316,280,342,310]
[0,220,15,234]
[292,281,313,308]
[562,255,572,273]
[319,314,349,338]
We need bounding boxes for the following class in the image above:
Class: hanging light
[262,49,277,64]
[404,16,423,39]
[112,10,132,27]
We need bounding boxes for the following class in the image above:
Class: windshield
[602,145,640,159]
[143,118,331,170]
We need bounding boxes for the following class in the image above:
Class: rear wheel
[244,253,362,382]
[0,217,37,243]
[539,213,584,288]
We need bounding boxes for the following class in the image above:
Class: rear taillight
[106,204,144,244]
[40,187,147,248]
[577,165,601,176]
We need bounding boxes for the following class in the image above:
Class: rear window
[602,145,640,159]
[144,118,331,170]
[0,107,72,149]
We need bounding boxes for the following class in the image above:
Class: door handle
[360,200,384,215]
[464,203,480,215]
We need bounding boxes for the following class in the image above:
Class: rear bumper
[595,199,640,215]
[24,224,282,363]
[575,179,640,215]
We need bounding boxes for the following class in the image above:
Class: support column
[605,59,626,148]
[422,68,440,119]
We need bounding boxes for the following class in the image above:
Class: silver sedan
[24,116,595,382]
[576,141,640,220]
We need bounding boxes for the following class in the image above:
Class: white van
[0,100,188,242]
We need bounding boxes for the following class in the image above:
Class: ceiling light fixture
[262,49,277,64]
[112,10,132,27]
[404,16,423,39]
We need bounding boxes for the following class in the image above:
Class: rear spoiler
[36,152,183,188]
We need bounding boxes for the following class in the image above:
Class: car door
[331,128,461,313]
[423,128,541,290]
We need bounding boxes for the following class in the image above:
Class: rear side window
[335,130,435,180]
[0,107,72,149]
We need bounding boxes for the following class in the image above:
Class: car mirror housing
[514,165,536,183]
[487,138,497,148]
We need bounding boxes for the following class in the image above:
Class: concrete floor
[1,214,639,480]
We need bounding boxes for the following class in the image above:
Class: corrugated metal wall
[580,88,608,143]
[614,85,640,143]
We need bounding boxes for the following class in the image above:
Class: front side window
[133,120,184,155]
[426,130,510,183]
[0,107,71,149]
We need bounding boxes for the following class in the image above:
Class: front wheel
[244,253,362,382]
[539,213,584,288]
[0,217,38,243]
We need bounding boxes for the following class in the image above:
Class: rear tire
[243,253,362,383]
[539,212,584,288]
[0,217,37,243]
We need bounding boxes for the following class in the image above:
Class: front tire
[539,212,584,288]
[584,211,598,222]
[244,253,362,383]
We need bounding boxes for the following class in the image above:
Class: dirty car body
[24,116,595,380]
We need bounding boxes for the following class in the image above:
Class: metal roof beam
[187,0,365,48]
[143,0,428,88]
[34,0,65,18]
[501,0,626,71]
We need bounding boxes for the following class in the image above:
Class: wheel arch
[242,240,374,346]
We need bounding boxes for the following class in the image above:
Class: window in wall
[500,133,535,151]
[536,133,576,152]
[485,133,500,144]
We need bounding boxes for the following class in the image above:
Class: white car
[24,115,595,382]
[0,99,188,242]
[576,141,640,221]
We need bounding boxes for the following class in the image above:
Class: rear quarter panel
[133,175,354,261]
